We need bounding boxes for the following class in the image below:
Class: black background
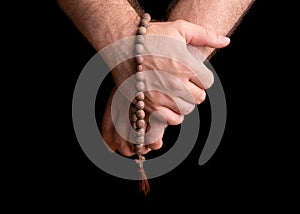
[15,0,296,211]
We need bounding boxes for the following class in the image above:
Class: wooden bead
[135,101,145,110]
[135,91,145,101]
[135,72,145,81]
[137,65,143,72]
[136,119,146,129]
[135,44,144,55]
[136,81,145,91]
[140,19,149,27]
[132,13,151,157]
[136,35,145,44]
[135,55,144,65]
[136,110,145,119]
[142,13,151,22]
[137,26,147,35]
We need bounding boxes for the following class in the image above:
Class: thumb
[176,20,230,48]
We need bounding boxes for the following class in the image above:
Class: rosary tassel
[136,155,150,196]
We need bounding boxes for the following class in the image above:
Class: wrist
[57,0,141,51]
[91,4,141,51]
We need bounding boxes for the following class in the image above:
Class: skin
[102,21,230,155]
[57,0,255,156]
[168,0,255,58]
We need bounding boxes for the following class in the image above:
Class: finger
[185,81,207,105]
[113,135,135,157]
[139,112,164,151]
[176,20,230,48]
[143,69,203,109]
[113,125,135,157]
[148,138,163,150]
[145,114,164,150]
[146,92,195,116]
[144,88,195,117]
[145,111,167,147]
[150,106,184,125]
[141,145,152,155]
[143,91,182,119]
[101,88,118,152]
[186,63,213,90]
[113,107,135,157]
[116,135,135,157]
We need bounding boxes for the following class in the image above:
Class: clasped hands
[101,20,230,156]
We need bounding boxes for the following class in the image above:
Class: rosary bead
[135,55,144,65]
[135,91,145,101]
[140,18,149,27]
[135,71,145,81]
[135,101,145,110]
[136,110,145,119]
[137,26,147,35]
[137,65,143,72]
[142,13,151,22]
[136,81,145,91]
[136,35,145,44]
[135,44,144,55]
[136,119,146,129]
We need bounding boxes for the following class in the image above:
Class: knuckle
[118,142,134,157]
[170,114,184,125]
[120,150,133,157]
[174,19,187,28]
[202,72,214,89]
[196,90,206,104]
[174,19,185,25]
[149,140,163,150]
[178,102,195,115]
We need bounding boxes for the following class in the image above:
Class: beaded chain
[132,13,151,196]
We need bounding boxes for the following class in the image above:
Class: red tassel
[139,167,150,196]
[136,157,150,196]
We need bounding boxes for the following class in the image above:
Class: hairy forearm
[168,0,255,58]
[56,0,140,51]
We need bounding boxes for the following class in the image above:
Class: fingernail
[220,36,230,44]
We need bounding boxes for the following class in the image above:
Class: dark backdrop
[20,0,294,212]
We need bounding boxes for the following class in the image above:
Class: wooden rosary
[132,13,151,196]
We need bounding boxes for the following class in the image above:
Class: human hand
[101,20,230,156]
[107,20,230,125]
[101,87,167,156]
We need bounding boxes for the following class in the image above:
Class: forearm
[56,0,140,51]
[168,0,255,58]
